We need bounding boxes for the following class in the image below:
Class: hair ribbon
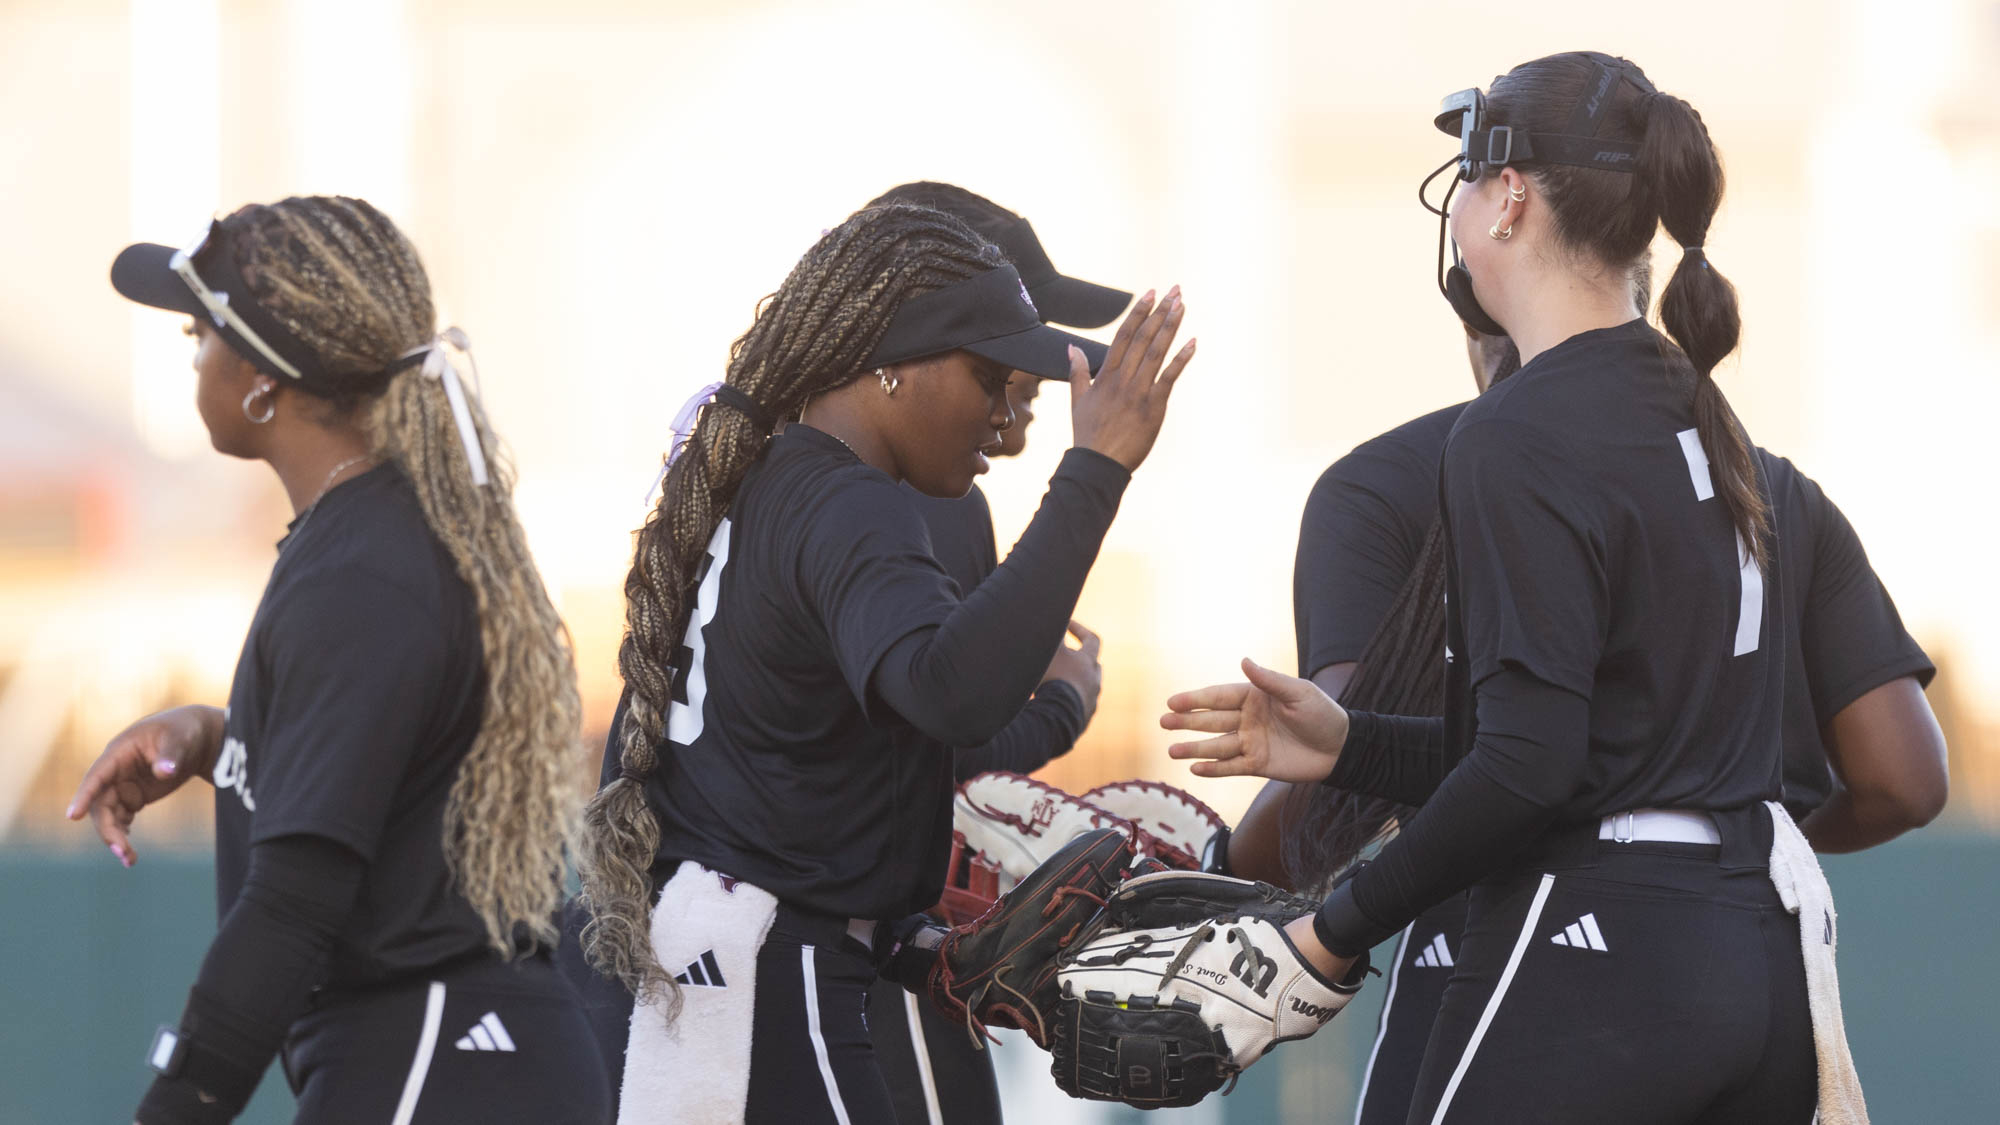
[644,380,725,505]
[400,327,490,486]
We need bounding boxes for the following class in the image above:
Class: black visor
[990,216,1132,329]
[111,218,415,394]
[112,219,333,386]
[864,265,1107,381]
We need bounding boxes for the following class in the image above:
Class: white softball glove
[1082,779,1230,871]
[954,771,1134,891]
[1052,912,1368,1104]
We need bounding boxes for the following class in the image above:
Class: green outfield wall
[3,834,1993,1123]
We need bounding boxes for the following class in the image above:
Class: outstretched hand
[1162,657,1349,784]
[1068,287,1195,472]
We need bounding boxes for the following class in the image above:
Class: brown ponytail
[1487,52,1770,567]
[1642,92,1769,565]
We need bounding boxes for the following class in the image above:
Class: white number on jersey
[1676,429,1762,656]
[667,519,733,747]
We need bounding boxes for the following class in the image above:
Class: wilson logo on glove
[1290,996,1338,1024]
[1228,929,1279,997]
[1051,874,1371,1110]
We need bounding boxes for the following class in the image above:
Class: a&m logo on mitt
[954,772,1136,891]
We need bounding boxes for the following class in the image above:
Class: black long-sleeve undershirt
[1314,668,1591,957]
[953,679,1088,780]
[870,448,1127,747]
[136,834,362,1125]
[1323,710,1451,806]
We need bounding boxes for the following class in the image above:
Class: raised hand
[65,705,225,867]
[1068,287,1195,472]
[1161,657,1349,784]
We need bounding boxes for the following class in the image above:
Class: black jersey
[1292,403,1465,677]
[904,484,1000,597]
[214,464,488,985]
[1298,385,1931,820]
[1761,452,1935,813]
[1436,320,1787,814]
[901,483,1091,780]
[634,426,1126,920]
[1318,320,1793,952]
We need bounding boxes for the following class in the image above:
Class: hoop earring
[242,385,276,424]
[878,367,899,397]
[1489,222,1514,241]
[1508,184,1526,202]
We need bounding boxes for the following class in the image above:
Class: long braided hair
[1280,525,1449,893]
[578,204,1006,1009]
[227,195,583,954]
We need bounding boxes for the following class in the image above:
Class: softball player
[870,182,1130,784]
[1170,52,1861,1121]
[70,197,608,1124]
[571,203,1192,1123]
[1241,331,1941,1123]
[860,182,1134,1125]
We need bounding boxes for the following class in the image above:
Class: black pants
[1405,830,1815,1124]
[1356,892,1471,1125]
[562,892,901,1124]
[741,906,893,1124]
[284,952,611,1124]
[868,975,1004,1125]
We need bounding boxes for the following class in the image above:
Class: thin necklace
[285,454,372,546]
[798,400,860,460]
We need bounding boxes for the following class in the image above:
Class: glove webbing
[938,881,1113,1050]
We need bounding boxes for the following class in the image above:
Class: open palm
[1162,657,1350,784]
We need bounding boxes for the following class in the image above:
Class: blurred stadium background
[3,0,1997,1120]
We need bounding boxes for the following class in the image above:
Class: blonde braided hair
[230,195,582,954]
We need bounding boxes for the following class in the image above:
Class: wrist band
[140,1024,260,1115]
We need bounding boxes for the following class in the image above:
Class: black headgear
[1421,54,1644,335]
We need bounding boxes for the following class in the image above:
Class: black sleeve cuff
[1323,710,1446,806]
[136,1076,235,1125]
[1313,877,1400,959]
[136,1034,261,1124]
[1054,446,1134,497]
[1033,678,1088,744]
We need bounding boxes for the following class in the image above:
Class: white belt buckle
[1613,810,1636,843]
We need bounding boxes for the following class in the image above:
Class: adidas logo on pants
[454,1011,516,1052]
[1411,932,1455,968]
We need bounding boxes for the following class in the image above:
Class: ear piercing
[242,384,276,423]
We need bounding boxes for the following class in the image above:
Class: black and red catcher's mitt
[927,826,1134,1048]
